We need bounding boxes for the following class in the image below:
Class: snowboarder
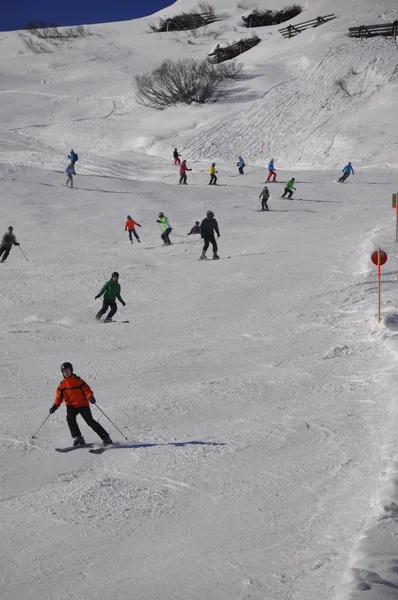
[95,272,126,322]
[200,210,220,260]
[179,160,191,184]
[281,178,296,199]
[259,185,270,211]
[157,212,172,245]
[68,149,78,165]
[173,148,181,165]
[266,158,277,182]
[237,156,245,175]
[49,362,112,446]
[0,226,20,263]
[338,162,354,183]
[187,221,200,235]
[125,215,141,243]
[65,163,75,188]
[209,163,218,185]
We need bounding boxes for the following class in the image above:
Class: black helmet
[158,212,164,218]
[61,362,73,374]
[291,177,295,181]
[206,210,214,218]
[112,271,119,278]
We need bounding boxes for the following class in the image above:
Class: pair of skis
[55,443,111,455]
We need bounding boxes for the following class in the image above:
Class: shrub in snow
[241,5,302,28]
[134,59,243,110]
[20,21,89,53]
[149,9,218,33]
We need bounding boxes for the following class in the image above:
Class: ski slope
[0,0,398,599]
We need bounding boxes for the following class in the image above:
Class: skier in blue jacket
[338,162,354,183]
[266,158,277,182]
[237,156,245,175]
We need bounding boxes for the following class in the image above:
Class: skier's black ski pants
[281,189,293,198]
[261,198,269,210]
[179,173,187,184]
[161,227,172,244]
[96,299,117,320]
[0,246,11,262]
[209,175,217,185]
[338,172,350,183]
[238,167,244,175]
[66,405,109,440]
[202,235,218,254]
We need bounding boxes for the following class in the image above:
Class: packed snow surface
[0,0,398,598]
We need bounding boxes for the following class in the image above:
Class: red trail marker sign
[371,248,388,323]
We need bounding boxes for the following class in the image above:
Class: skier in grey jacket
[0,226,20,263]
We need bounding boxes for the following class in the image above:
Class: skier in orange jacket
[125,215,141,243]
[49,362,112,446]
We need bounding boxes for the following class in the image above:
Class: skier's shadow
[115,440,225,450]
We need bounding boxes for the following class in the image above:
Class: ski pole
[191,172,198,185]
[95,404,128,440]
[32,413,51,438]
[114,231,125,244]
[140,227,147,237]
[19,245,29,261]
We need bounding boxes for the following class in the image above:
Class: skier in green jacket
[156,212,172,245]
[281,178,296,199]
[95,272,126,322]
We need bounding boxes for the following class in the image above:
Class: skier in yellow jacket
[209,163,218,185]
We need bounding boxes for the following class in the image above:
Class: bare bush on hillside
[134,58,241,109]
[335,77,351,97]
[197,1,215,14]
[25,22,89,40]
[20,22,90,54]
[19,33,53,54]
[216,61,244,80]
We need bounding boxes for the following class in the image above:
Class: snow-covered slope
[1,1,398,600]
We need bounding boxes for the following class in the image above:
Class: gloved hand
[121,301,126,307]
[15,242,20,246]
[156,220,161,223]
[138,224,142,228]
[89,396,96,404]
[95,295,99,299]
[49,405,58,414]
[217,233,220,238]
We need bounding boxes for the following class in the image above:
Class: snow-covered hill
[1,1,398,600]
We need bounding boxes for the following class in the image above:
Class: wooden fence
[279,14,336,38]
[241,6,302,28]
[208,36,261,64]
[348,21,398,40]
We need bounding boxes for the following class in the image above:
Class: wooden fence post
[393,20,397,40]
[249,15,252,28]
[288,25,292,39]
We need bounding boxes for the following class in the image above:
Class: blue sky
[2,0,174,32]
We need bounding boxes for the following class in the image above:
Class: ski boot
[73,436,85,446]
[199,253,207,260]
[102,435,113,446]
[212,254,220,260]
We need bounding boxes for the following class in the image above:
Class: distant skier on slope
[209,163,218,185]
[95,271,126,322]
[281,178,296,199]
[200,210,220,260]
[49,362,112,446]
[173,148,181,165]
[125,215,141,244]
[65,163,75,189]
[157,212,172,245]
[68,149,78,166]
[259,185,270,211]
[0,226,20,263]
[237,156,245,175]
[338,162,354,183]
[187,221,201,235]
[179,160,191,184]
[266,158,277,182]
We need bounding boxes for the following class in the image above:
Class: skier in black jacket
[200,210,220,260]
[0,226,20,263]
